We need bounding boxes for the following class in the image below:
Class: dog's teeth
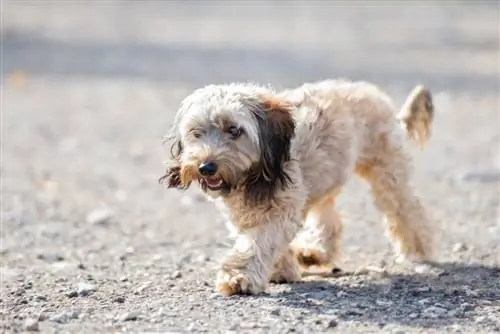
[206,178,222,188]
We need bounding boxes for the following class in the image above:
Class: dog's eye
[227,126,243,139]
[190,130,202,139]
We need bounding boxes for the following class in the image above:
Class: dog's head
[159,83,296,204]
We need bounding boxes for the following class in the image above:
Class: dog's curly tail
[397,85,434,148]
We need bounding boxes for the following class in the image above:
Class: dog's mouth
[199,176,225,191]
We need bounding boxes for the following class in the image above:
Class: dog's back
[279,79,435,199]
[282,79,434,149]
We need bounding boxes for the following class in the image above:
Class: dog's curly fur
[160,79,435,296]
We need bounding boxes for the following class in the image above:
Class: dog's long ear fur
[243,95,296,204]
[159,124,191,190]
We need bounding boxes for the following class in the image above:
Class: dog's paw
[393,240,432,264]
[215,270,264,296]
[270,267,301,284]
[294,247,331,268]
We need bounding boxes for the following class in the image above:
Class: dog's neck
[214,159,306,231]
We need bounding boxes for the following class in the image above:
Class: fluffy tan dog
[160,79,434,296]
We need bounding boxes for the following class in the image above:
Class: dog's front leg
[216,217,300,296]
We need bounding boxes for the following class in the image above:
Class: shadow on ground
[261,262,500,329]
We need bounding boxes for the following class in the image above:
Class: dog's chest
[212,197,241,237]
[213,195,267,233]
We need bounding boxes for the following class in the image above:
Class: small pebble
[342,309,364,316]
[460,302,473,311]
[77,282,96,296]
[414,264,430,274]
[113,296,125,303]
[35,295,47,302]
[67,309,82,319]
[14,288,25,296]
[135,282,151,294]
[475,315,486,323]
[423,306,447,318]
[66,291,78,298]
[270,308,281,316]
[86,208,114,225]
[119,276,128,282]
[408,312,419,319]
[22,281,33,289]
[447,309,461,317]
[353,268,370,276]
[49,313,68,323]
[375,299,393,306]
[326,318,338,328]
[37,312,48,321]
[416,286,431,293]
[171,270,182,279]
[24,318,39,331]
[452,243,468,253]
[418,298,432,305]
[120,311,139,322]
[209,293,220,299]
[365,265,387,275]
[50,309,81,323]
[438,271,450,277]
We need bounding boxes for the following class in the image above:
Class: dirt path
[2,2,499,333]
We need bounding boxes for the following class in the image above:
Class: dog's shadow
[264,262,500,329]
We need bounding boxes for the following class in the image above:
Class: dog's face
[160,84,296,203]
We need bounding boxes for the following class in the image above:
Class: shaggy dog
[160,79,434,296]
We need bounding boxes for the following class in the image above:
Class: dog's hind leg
[356,151,433,263]
[291,194,343,271]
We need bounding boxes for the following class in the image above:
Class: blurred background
[4,1,499,93]
[1,1,499,331]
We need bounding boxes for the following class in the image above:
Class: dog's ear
[244,94,296,203]
[159,126,191,190]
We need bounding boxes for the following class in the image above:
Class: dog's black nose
[199,161,218,176]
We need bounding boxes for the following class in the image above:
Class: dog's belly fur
[283,80,406,207]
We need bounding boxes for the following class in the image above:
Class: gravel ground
[2,1,499,333]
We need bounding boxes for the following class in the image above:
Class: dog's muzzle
[198,161,225,191]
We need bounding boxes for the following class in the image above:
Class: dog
[160,79,435,296]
